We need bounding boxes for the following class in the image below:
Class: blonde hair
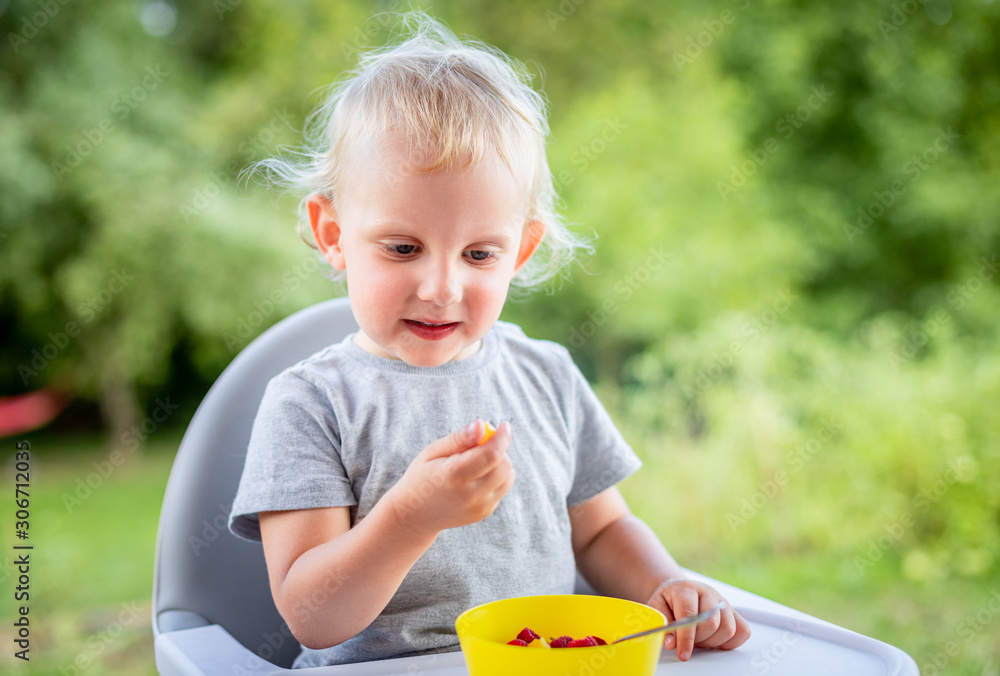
[252,11,590,290]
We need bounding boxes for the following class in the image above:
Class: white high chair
[152,296,919,675]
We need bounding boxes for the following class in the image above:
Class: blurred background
[1,0,998,673]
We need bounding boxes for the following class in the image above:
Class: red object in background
[0,388,72,437]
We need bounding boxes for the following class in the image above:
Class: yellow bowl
[456,594,665,676]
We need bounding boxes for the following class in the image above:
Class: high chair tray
[651,605,917,675]
[289,606,917,676]
[154,573,918,675]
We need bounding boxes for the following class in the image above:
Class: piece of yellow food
[479,422,496,445]
[527,636,550,649]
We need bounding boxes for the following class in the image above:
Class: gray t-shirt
[229,321,642,668]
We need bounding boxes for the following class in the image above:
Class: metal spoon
[612,601,726,644]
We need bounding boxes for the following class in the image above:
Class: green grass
[2,432,178,676]
[3,414,997,675]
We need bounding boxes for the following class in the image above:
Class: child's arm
[570,488,751,661]
[259,420,514,649]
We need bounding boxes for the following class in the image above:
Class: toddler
[230,12,749,668]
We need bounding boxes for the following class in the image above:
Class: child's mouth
[404,319,459,340]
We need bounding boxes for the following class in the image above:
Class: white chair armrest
[155,624,289,676]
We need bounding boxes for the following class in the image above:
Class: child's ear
[514,219,546,272]
[307,194,346,270]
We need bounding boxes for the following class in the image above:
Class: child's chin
[402,352,454,368]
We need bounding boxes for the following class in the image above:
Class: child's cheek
[479,277,513,311]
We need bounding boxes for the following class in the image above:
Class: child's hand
[389,420,514,539]
[646,579,750,661]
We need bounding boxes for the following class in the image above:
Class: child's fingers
[449,422,511,481]
[421,420,483,460]
[645,587,676,650]
[482,459,515,504]
[477,452,514,493]
[692,604,724,645]
[668,592,700,662]
[656,603,676,650]
[462,463,514,522]
[448,444,504,483]
[654,581,751,656]
[709,610,751,651]
[694,606,735,648]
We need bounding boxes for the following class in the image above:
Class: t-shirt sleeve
[229,370,357,541]
[563,352,643,507]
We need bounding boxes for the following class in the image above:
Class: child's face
[308,135,545,367]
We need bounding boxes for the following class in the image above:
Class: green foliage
[619,305,1000,568]
[615,306,1000,672]
[714,0,1000,322]
[0,0,337,440]
[2,0,998,671]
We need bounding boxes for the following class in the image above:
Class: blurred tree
[2,0,997,443]
[0,0,334,446]
[493,0,1000,380]
[716,1,1000,328]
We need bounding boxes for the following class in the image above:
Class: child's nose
[416,261,463,306]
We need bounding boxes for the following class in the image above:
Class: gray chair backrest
[152,297,358,669]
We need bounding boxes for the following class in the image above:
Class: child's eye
[466,250,495,262]
[384,244,419,257]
